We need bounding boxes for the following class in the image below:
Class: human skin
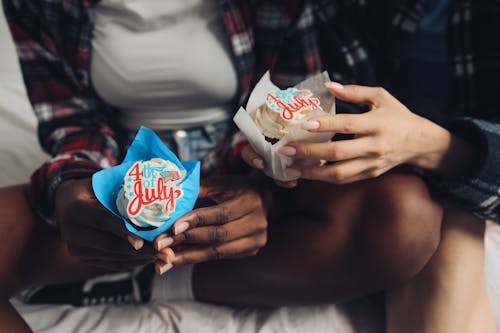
[241,83,495,331]
[386,203,496,333]
[242,82,480,186]
[0,171,441,331]
[55,176,269,273]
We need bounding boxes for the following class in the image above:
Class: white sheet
[0,6,498,333]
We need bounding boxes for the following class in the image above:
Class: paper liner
[233,71,335,181]
[92,127,200,242]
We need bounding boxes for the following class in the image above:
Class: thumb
[198,180,218,199]
[325,82,390,107]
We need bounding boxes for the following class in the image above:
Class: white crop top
[91,0,239,130]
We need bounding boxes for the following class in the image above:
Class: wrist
[409,118,480,178]
[409,118,452,171]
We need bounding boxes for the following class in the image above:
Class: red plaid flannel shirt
[8,0,500,223]
[3,0,335,223]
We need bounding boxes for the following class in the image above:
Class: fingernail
[278,146,296,157]
[164,248,176,262]
[252,158,265,169]
[173,221,189,235]
[325,81,344,90]
[156,248,175,263]
[159,263,173,275]
[301,121,320,131]
[286,168,302,179]
[128,236,143,251]
[157,237,174,250]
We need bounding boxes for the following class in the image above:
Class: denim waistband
[121,119,237,162]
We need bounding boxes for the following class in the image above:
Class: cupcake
[116,158,186,229]
[251,87,322,142]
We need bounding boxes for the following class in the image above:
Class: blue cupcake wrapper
[92,126,200,242]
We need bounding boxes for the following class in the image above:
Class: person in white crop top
[0,1,495,332]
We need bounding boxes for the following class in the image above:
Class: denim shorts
[122,120,236,162]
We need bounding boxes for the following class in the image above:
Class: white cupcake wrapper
[233,71,336,181]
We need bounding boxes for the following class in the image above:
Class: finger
[170,215,265,246]
[300,113,374,135]
[241,144,265,170]
[66,226,155,258]
[76,203,131,240]
[171,234,267,265]
[274,179,298,188]
[282,137,376,161]
[127,235,144,250]
[294,157,384,184]
[172,193,258,232]
[155,233,174,251]
[197,177,226,199]
[155,262,174,275]
[155,247,176,264]
[325,82,392,107]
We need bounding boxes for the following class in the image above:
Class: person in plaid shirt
[0,0,496,332]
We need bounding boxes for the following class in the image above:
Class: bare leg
[193,173,443,306]
[0,172,442,331]
[386,203,496,333]
[0,186,105,332]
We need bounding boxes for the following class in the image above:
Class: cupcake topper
[92,127,201,242]
[124,160,184,218]
[266,88,321,121]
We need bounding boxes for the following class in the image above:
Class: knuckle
[245,191,262,211]
[374,159,387,170]
[73,187,94,205]
[372,140,391,157]
[210,246,222,260]
[192,211,206,226]
[328,168,345,184]
[181,231,192,242]
[260,217,269,230]
[374,87,389,99]
[368,169,383,178]
[297,144,312,157]
[375,87,388,97]
[351,85,362,96]
[175,256,189,265]
[211,226,229,243]
[257,233,268,248]
[341,118,356,133]
[253,195,264,210]
[216,205,231,224]
[326,145,341,161]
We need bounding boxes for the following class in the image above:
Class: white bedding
[0,7,498,333]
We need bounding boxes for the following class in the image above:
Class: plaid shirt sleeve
[389,0,500,222]
[437,1,500,223]
[3,0,120,225]
[426,118,500,222]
